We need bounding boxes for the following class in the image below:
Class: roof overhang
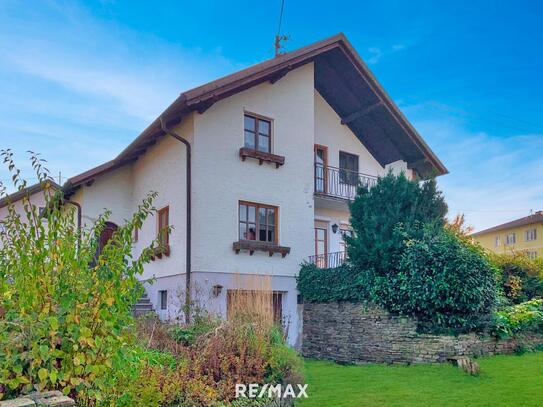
[67,33,447,189]
[0,181,61,209]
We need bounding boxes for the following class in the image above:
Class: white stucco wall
[191,63,315,277]
[0,190,48,222]
[314,90,384,176]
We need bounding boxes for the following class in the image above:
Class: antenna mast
[274,0,288,57]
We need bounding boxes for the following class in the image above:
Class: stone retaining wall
[302,302,543,363]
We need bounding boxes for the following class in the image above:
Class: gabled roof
[471,211,543,236]
[66,33,447,191]
[0,181,61,209]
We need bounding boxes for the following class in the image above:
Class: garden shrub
[375,227,498,333]
[299,173,499,334]
[347,172,447,274]
[491,253,543,304]
[169,313,220,346]
[493,299,543,338]
[0,152,159,403]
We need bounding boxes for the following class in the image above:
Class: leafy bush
[347,172,447,274]
[375,227,497,333]
[299,173,499,334]
[492,253,543,304]
[0,152,158,403]
[493,299,543,338]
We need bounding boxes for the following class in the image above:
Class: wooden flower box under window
[233,240,290,258]
[239,147,285,168]
[151,244,170,261]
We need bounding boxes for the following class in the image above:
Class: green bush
[347,172,447,274]
[0,152,159,403]
[299,173,499,334]
[374,227,498,333]
[492,253,543,304]
[493,299,543,338]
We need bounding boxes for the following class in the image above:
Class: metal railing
[308,251,347,269]
[314,164,377,200]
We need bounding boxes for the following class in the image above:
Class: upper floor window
[239,201,277,243]
[157,206,169,247]
[339,151,359,185]
[244,113,271,153]
[505,233,516,245]
[525,228,537,241]
[494,235,501,247]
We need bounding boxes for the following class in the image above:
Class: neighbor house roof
[65,33,447,192]
[471,211,543,236]
[0,181,61,209]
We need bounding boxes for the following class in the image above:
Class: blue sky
[0,0,542,231]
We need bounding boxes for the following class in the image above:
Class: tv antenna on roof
[274,0,289,57]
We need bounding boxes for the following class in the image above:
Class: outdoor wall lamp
[212,284,223,297]
[332,223,339,234]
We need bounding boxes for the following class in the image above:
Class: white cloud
[404,104,543,232]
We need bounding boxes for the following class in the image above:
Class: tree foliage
[0,151,158,402]
[299,172,498,334]
[347,172,447,274]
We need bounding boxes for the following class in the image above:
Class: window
[157,207,169,247]
[159,290,168,310]
[98,222,118,254]
[505,233,516,245]
[239,201,277,243]
[339,151,359,185]
[314,145,328,193]
[527,251,538,260]
[494,235,501,247]
[525,228,537,241]
[244,113,272,153]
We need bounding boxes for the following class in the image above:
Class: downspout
[160,116,192,324]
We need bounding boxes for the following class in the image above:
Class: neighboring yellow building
[472,211,543,259]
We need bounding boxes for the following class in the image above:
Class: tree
[0,151,158,402]
[347,172,447,274]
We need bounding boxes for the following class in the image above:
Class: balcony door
[314,145,328,194]
[314,221,328,268]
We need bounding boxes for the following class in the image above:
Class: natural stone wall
[302,302,543,364]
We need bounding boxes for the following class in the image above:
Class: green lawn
[299,352,543,406]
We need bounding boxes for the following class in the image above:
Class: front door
[314,221,328,268]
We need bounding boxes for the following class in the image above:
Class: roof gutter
[159,115,192,324]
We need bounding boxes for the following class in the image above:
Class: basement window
[159,290,168,310]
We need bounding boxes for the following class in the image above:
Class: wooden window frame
[314,144,328,194]
[244,112,273,154]
[157,206,170,248]
[506,233,516,245]
[238,200,279,244]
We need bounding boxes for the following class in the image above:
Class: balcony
[314,164,377,202]
[308,251,347,268]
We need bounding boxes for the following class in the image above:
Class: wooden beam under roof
[341,101,383,125]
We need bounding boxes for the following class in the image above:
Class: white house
[61,33,447,347]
